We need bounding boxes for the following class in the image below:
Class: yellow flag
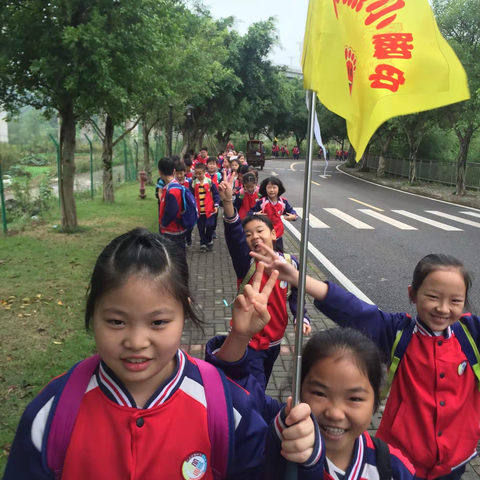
[302,0,470,159]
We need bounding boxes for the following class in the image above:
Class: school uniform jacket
[234,187,261,220]
[223,209,309,350]
[159,178,186,235]
[178,178,190,189]
[190,178,220,218]
[205,336,415,480]
[3,350,268,480]
[314,281,480,479]
[206,171,222,188]
[248,197,298,239]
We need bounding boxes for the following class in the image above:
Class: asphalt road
[257,158,480,316]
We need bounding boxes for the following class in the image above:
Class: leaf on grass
[53,341,63,345]
[22,297,30,303]
[57,301,63,306]
[18,314,23,318]
[36,294,42,298]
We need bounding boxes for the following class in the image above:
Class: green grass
[20,165,55,178]
[0,183,158,474]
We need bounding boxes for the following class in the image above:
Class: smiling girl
[246,248,480,480]
[4,229,269,480]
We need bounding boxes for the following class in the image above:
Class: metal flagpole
[286,89,317,480]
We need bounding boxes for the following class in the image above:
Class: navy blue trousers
[197,214,216,245]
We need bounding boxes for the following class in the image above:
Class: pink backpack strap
[261,197,267,210]
[195,358,232,480]
[279,197,286,214]
[47,355,101,479]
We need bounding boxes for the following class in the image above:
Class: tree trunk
[377,156,386,177]
[102,115,115,203]
[455,128,473,196]
[408,150,417,184]
[59,104,78,229]
[346,145,356,167]
[142,114,152,185]
[198,129,206,150]
[359,144,371,172]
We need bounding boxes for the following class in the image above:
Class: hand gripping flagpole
[286,89,317,480]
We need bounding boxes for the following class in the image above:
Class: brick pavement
[183,215,480,479]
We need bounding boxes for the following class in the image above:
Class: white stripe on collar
[99,363,133,407]
[347,435,364,480]
[415,317,452,339]
[148,350,186,408]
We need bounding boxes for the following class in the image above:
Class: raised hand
[231,262,279,340]
[281,397,315,464]
[218,170,236,202]
[249,242,299,286]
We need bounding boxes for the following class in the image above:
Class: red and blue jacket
[3,350,268,480]
[178,178,190,189]
[234,186,261,220]
[190,178,220,218]
[206,171,222,188]
[314,281,480,479]
[159,178,186,235]
[205,336,415,480]
[248,197,298,239]
[224,210,309,350]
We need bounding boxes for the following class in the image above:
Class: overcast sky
[203,0,309,69]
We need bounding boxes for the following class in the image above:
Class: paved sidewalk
[183,215,480,479]
[340,165,480,210]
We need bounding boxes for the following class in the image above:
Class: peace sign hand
[231,262,279,340]
[249,242,299,286]
[218,171,236,202]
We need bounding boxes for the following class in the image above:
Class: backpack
[167,182,198,230]
[46,355,232,480]
[381,317,480,399]
[371,436,393,480]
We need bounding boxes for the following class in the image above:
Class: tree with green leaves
[433,0,480,195]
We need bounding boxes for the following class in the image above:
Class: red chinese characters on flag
[365,0,405,30]
[373,33,414,59]
[333,0,365,20]
[369,64,406,92]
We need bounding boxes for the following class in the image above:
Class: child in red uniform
[251,249,480,480]
[4,229,270,480]
[248,177,298,252]
[207,319,415,480]
[195,147,208,166]
[218,173,310,390]
[157,157,187,259]
[293,146,300,160]
[174,161,193,247]
[206,157,222,240]
[191,163,220,252]
[234,172,260,220]
[183,154,194,181]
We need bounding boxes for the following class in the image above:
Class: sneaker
[200,245,207,253]
[186,240,192,247]
[207,243,214,252]
[212,232,217,239]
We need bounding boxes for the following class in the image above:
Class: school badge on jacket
[182,452,208,479]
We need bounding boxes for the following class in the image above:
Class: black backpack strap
[372,437,393,480]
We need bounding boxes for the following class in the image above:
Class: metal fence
[366,155,480,191]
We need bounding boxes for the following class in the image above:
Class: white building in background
[0,109,8,143]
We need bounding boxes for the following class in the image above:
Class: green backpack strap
[238,262,257,297]
[380,319,416,400]
[452,321,480,391]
